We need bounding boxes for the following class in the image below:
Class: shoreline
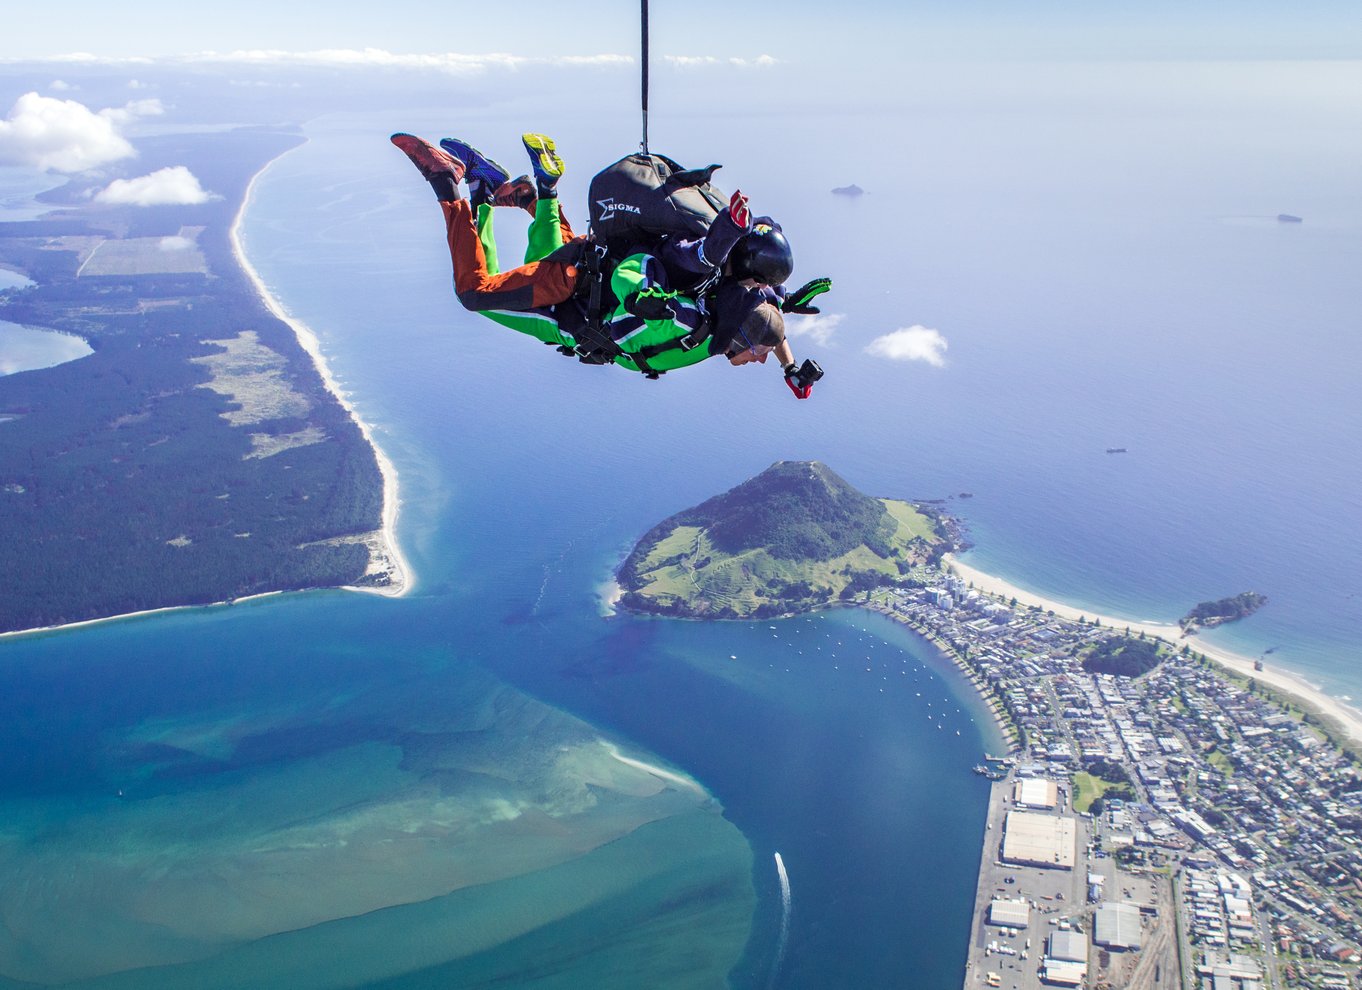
[944,552,1362,749]
[0,590,289,642]
[230,139,412,599]
[2,136,412,641]
[867,600,1019,754]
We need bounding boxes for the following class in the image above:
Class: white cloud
[49,79,74,91]
[865,325,949,367]
[159,235,194,251]
[5,49,639,75]
[784,312,843,346]
[41,53,154,64]
[99,98,163,125]
[127,79,147,89]
[667,54,780,69]
[666,56,720,68]
[0,92,136,172]
[187,48,629,74]
[95,166,214,206]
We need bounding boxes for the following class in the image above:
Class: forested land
[0,128,388,632]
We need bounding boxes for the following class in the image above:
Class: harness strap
[630,353,662,379]
[632,328,710,361]
[572,241,624,362]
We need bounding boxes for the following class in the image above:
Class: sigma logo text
[596,198,643,222]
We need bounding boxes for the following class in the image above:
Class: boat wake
[769,851,792,989]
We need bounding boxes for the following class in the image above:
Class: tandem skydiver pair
[391,131,827,396]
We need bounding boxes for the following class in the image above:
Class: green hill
[616,461,949,619]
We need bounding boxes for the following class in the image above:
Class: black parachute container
[587,154,727,258]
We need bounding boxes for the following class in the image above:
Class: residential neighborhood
[871,575,1362,990]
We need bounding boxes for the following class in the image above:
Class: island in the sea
[1179,590,1268,632]
[615,460,952,619]
[831,183,865,197]
[0,127,402,634]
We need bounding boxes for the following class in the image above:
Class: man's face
[729,344,773,366]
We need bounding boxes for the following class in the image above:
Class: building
[1001,811,1078,870]
[1047,930,1087,963]
[1094,902,1142,950]
[1041,960,1087,986]
[1014,778,1059,810]
[1198,951,1264,990]
[988,898,1031,928]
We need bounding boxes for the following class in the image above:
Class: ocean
[1,65,1359,986]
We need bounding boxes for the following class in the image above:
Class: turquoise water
[2,76,1359,986]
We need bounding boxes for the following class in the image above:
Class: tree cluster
[1082,636,1162,678]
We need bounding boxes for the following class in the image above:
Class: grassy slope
[628,499,940,617]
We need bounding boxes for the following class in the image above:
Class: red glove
[729,189,751,231]
[785,365,813,399]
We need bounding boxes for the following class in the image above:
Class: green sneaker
[522,133,564,198]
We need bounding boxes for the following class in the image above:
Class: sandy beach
[944,553,1362,748]
[232,147,412,598]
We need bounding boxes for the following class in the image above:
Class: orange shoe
[390,133,465,184]
[493,174,537,212]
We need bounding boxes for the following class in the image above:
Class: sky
[5,0,1362,64]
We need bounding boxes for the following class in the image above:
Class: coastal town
[871,573,1362,990]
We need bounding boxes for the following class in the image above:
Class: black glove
[783,359,823,399]
[780,277,832,315]
[623,287,677,322]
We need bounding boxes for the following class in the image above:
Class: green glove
[781,277,832,315]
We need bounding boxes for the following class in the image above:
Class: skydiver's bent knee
[456,283,536,312]
[454,259,579,312]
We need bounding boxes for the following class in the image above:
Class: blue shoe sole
[439,138,509,189]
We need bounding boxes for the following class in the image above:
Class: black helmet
[729,222,793,286]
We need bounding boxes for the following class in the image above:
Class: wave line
[769,851,792,989]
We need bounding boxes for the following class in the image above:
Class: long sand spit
[945,553,1362,749]
[233,142,412,598]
